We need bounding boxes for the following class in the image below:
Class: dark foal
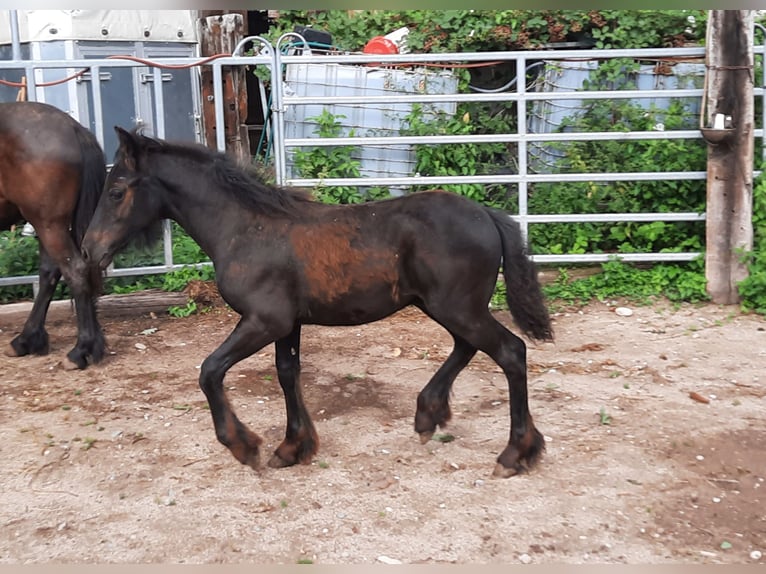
[0,101,106,369]
[82,127,554,477]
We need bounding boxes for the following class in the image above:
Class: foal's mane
[136,131,314,216]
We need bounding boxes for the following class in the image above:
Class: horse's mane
[134,130,315,216]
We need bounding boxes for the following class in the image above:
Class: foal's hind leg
[268,324,319,468]
[6,246,60,357]
[430,309,545,477]
[414,335,476,443]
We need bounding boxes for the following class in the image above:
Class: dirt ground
[0,291,764,565]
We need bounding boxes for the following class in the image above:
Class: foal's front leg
[268,324,319,468]
[415,335,476,443]
[199,316,271,469]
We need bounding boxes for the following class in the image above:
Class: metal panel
[142,42,200,143]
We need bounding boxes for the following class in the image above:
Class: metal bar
[517,53,530,241]
[9,10,21,61]
[283,130,710,148]
[525,212,705,223]
[532,252,701,264]
[757,23,766,162]
[24,64,36,101]
[286,171,708,188]
[0,56,271,69]
[280,89,705,106]
[212,62,225,152]
[272,35,288,186]
[152,67,167,139]
[90,64,106,149]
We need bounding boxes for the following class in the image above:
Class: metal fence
[1,31,765,293]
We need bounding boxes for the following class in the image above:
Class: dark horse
[83,127,554,477]
[0,101,106,369]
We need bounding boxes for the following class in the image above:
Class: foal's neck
[156,160,245,261]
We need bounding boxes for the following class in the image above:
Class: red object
[363,36,399,55]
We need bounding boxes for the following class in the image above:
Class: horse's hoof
[267,453,293,468]
[492,462,524,478]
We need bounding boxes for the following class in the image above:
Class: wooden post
[704,10,754,304]
[197,12,250,160]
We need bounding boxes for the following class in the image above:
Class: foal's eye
[109,187,125,201]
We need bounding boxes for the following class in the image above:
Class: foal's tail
[487,209,554,342]
[71,123,107,247]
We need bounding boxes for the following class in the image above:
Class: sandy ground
[0,293,764,564]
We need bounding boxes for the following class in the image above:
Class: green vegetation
[737,161,766,314]
[266,10,707,53]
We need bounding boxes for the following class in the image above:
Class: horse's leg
[63,255,105,369]
[199,315,278,470]
[428,308,544,477]
[6,245,60,357]
[268,324,319,468]
[414,335,476,443]
[33,227,105,369]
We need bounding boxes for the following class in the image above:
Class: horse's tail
[486,208,554,342]
[71,123,107,247]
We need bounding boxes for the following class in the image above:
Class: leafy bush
[292,109,391,204]
[737,162,766,314]
[403,104,516,210]
[265,10,707,53]
[541,259,708,307]
[0,228,49,303]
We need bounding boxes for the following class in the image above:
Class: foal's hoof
[243,450,261,471]
[418,430,435,444]
[267,453,295,469]
[66,349,90,370]
[4,343,20,357]
[492,462,525,478]
[63,357,83,371]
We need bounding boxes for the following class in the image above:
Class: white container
[528,59,706,173]
[284,61,458,188]
[384,27,410,54]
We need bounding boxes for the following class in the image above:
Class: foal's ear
[114,126,139,171]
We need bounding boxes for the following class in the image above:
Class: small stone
[750,550,762,560]
[134,343,147,351]
[615,307,633,317]
[519,553,532,564]
[377,556,402,565]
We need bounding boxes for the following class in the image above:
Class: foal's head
[82,127,163,270]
